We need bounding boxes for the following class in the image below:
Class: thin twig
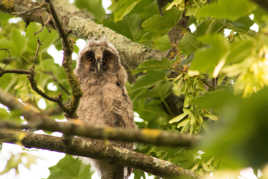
[12,3,46,16]
[41,70,70,95]
[200,78,214,90]
[27,39,68,113]
[0,41,69,114]
[45,0,82,118]
[28,72,67,111]
[34,15,52,35]
[34,39,42,64]
[45,0,70,50]
[0,68,30,77]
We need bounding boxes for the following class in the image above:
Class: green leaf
[226,39,255,65]
[166,0,185,11]
[0,108,10,120]
[195,19,225,37]
[110,0,142,22]
[26,23,58,53]
[148,80,172,98]
[197,0,256,21]
[0,154,21,175]
[10,29,26,57]
[133,70,167,90]
[142,9,180,36]
[197,88,268,168]
[26,22,41,52]
[0,12,12,26]
[133,59,172,74]
[169,112,187,124]
[194,88,238,109]
[0,74,16,91]
[179,33,202,55]
[177,119,189,128]
[0,39,13,53]
[38,28,58,50]
[75,0,105,21]
[103,14,135,40]
[103,0,158,41]
[231,16,254,32]
[134,169,146,179]
[204,113,218,121]
[190,34,229,76]
[153,35,171,51]
[48,155,92,179]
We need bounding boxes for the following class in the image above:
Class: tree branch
[45,0,82,118]
[28,69,67,112]
[40,105,63,116]
[0,4,82,118]
[0,40,69,115]
[0,119,199,148]
[0,129,197,177]
[0,0,165,71]
[252,0,268,11]
[0,89,199,147]
[28,39,69,114]
[0,68,31,77]
[41,70,70,95]
[0,66,69,115]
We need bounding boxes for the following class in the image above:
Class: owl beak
[96,58,102,73]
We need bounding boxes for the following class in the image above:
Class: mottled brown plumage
[74,40,135,179]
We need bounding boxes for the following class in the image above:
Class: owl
[74,40,136,179]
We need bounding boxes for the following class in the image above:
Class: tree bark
[0,84,199,148]
[0,129,196,178]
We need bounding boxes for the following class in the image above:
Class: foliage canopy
[1,0,268,178]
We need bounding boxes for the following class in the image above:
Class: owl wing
[102,83,133,128]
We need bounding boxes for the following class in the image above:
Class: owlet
[74,40,136,179]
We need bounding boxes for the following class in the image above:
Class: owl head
[75,40,120,76]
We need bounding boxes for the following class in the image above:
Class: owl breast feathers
[73,40,135,179]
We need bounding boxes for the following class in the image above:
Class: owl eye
[102,50,112,69]
[103,50,114,64]
[85,51,95,61]
[103,50,112,60]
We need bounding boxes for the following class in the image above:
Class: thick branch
[0,88,43,125]
[252,0,268,11]
[40,105,63,116]
[0,120,199,147]
[0,89,199,147]
[0,129,196,177]
[0,0,165,71]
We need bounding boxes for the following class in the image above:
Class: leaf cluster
[2,0,268,178]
